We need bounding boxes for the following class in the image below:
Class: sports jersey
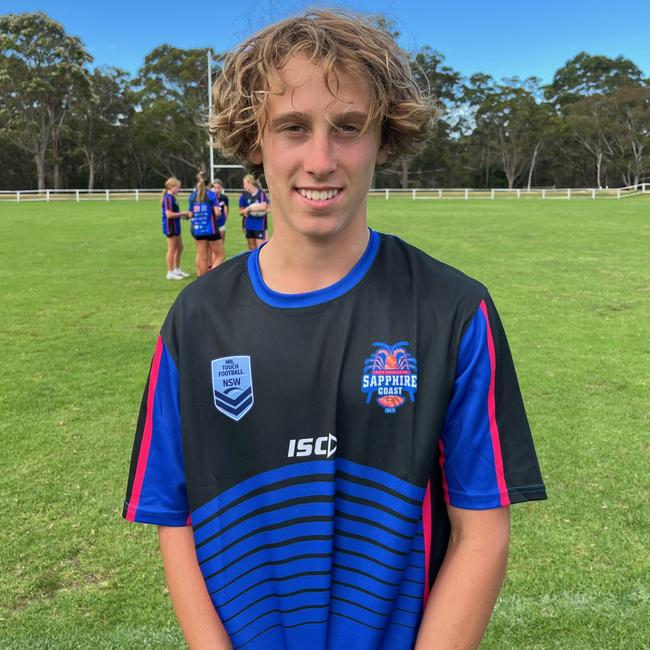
[161,192,181,236]
[123,230,546,650]
[239,190,269,232]
[215,192,229,229]
[189,189,218,237]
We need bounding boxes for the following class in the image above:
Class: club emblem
[361,342,418,413]
[211,356,254,421]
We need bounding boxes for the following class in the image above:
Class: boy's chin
[289,215,361,241]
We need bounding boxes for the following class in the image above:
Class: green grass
[1,197,648,649]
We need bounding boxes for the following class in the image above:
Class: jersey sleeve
[122,335,190,526]
[188,191,195,211]
[438,290,547,510]
[239,194,247,208]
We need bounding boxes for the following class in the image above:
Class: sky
[2,0,649,83]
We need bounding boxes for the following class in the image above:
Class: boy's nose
[305,131,337,178]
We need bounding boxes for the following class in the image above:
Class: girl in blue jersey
[239,174,269,250]
[211,179,230,248]
[189,173,224,276]
[161,177,191,280]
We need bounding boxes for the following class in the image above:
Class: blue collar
[247,230,380,309]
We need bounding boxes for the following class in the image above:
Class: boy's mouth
[294,187,343,208]
[297,188,340,201]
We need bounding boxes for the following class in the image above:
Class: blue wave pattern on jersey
[190,458,426,649]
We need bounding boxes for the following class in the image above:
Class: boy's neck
[257,220,370,295]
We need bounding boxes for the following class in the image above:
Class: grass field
[1,197,648,649]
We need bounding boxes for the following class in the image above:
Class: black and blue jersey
[189,189,218,237]
[161,192,181,236]
[239,190,268,232]
[123,230,546,649]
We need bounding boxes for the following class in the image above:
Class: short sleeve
[438,291,547,510]
[188,191,195,211]
[239,194,246,208]
[122,336,190,526]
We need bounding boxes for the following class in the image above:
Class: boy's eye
[279,123,360,135]
[336,123,362,133]
[284,124,306,133]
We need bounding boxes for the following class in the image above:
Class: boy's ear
[249,148,263,165]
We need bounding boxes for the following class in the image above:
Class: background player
[239,174,269,250]
[211,179,229,249]
[189,172,224,276]
[161,177,191,280]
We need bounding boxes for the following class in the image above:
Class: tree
[376,47,462,189]
[0,135,34,189]
[564,94,621,188]
[608,86,650,187]
[472,79,555,189]
[459,74,498,187]
[132,45,215,184]
[403,48,462,188]
[69,67,133,190]
[546,52,644,107]
[0,12,91,189]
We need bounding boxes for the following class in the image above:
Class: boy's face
[250,55,386,241]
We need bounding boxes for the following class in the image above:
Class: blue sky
[3,0,649,83]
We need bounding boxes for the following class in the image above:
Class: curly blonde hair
[210,9,437,165]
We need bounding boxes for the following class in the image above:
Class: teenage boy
[123,10,546,650]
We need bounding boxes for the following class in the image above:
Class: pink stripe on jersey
[421,479,432,606]
[479,300,510,506]
[437,439,450,504]
[125,336,164,521]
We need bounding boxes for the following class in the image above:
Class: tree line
[1,12,648,191]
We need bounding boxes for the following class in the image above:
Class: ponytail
[195,171,207,203]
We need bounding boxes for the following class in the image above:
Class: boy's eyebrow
[269,112,306,128]
[269,110,370,128]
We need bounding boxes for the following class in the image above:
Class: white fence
[369,184,649,200]
[0,188,179,203]
[0,184,648,203]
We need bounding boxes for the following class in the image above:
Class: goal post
[207,49,244,182]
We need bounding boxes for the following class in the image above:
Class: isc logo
[287,433,337,459]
